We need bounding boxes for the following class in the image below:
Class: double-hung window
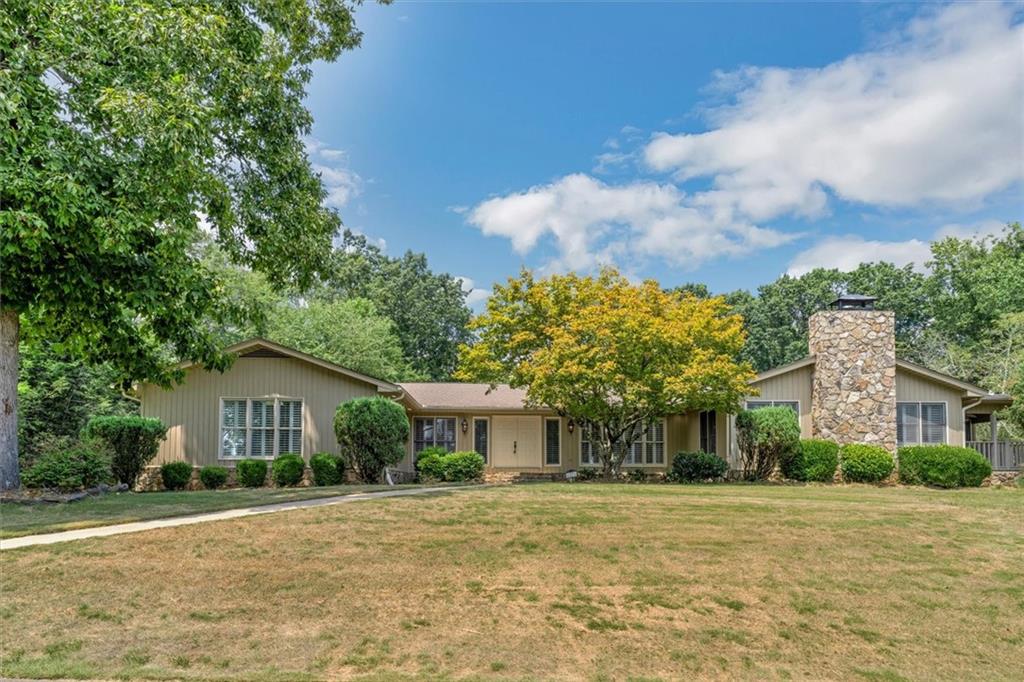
[413,417,457,455]
[580,420,665,466]
[897,402,946,445]
[220,397,303,459]
[745,400,799,413]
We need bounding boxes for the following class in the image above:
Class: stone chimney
[808,295,896,452]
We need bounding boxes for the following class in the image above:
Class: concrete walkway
[1,484,483,551]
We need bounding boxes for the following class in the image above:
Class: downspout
[962,396,983,446]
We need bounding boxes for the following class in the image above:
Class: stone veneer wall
[808,309,897,453]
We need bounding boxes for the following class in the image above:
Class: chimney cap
[830,294,876,310]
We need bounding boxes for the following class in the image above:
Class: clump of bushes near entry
[669,451,728,482]
[199,466,229,490]
[782,439,839,482]
[840,444,894,483]
[735,407,800,481]
[415,446,449,481]
[236,458,268,487]
[417,448,485,482]
[309,452,346,486]
[898,445,991,488]
[83,415,167,487]
[272,453,305,487]
[333,397,409,483]
[160,461,193,490]
[22,443,113,491]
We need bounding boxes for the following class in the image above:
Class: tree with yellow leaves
[457,268,755,478]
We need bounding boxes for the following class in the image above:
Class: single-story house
[138,296,1018,476]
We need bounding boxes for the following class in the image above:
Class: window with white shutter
[220,397,303,459]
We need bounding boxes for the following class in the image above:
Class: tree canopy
[457,268,755,476]
[0,0,375,488]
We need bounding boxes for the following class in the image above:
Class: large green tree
[0,0,375,489]
[458,269,755,478]
[316,230,473,380]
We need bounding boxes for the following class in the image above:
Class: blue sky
[304,2,1023,305]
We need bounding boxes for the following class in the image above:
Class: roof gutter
[962,396,984,441]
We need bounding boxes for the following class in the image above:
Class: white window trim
[472,417,490,464]
[218,396,304,460]
[544,418,561,467]
[578,419,667,468]
[412,415,458,458]
[745,399,801,413]
[896,401,949,446]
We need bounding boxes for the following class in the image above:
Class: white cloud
[456,276,491,307]
[786,235,932,277]
[644,3,1023,220]
[305,138,364,209]
[785,219,1010,276]
[468,173,796,271]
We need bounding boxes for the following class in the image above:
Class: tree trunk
[0,307,20,490]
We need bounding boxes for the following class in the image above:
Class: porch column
[990,413,998,446]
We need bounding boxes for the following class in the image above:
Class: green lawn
[1,483,1022,681]
[0,484,435,539]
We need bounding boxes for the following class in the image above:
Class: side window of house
[413,417,457,454]
[897,402,946,445]
[699,410,717,454]
[473,418,489,463]
[545,419,560,465]
[220,398,303,459]
[746,400,798,414]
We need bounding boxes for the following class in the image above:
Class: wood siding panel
[139,357,379,467]
[895,369,965,446]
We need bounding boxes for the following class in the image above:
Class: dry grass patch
[1,484,1022,680]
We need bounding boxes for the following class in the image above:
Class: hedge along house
[138,297,1018,479]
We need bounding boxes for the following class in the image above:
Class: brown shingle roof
[398,383,539,411]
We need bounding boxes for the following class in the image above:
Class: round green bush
[160,461,193,490]
[840,444,894,483]
[782,439,839,482]
[199,465,229,490]
[83,415,167,486]
[272,453,305,487]
[736,407,800,480]
[333,397,410,483]
[441,451,485,482]
[236,458,268,487]
[898,445,992,488]
[22,443,113,491]
[669,451,728,482]
[416,446,449,482]
[309,452,345,486]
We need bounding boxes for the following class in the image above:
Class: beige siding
[139,357,380,467]
[895,368,965,446]
[746,365,814,438]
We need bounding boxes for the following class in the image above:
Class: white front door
[491,416,542,468]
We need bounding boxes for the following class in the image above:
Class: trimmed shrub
[576,467,599,481]
[22,442,113,491]
[669,451,728,482]
[199,466,229,490]
[416,450,446,482]
[160,461,193,490]
[236,458,268,488]
[840,444,894,483]
[898,445,992,488]
[735,407,800,480]
[783,439,839,482]
[272,453,305,487]
[83,416,167,486]
[441,451,485,482]
[334,397,410,483]
[309,452,345,486]
[626,468,648,483]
